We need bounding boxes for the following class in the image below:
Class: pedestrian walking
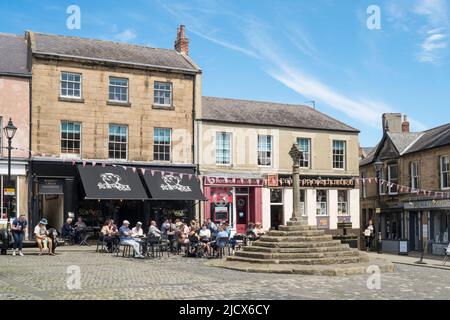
[11,214,27,256]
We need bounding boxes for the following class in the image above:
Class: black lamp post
[374,159,383,253]
[3,118,17,222]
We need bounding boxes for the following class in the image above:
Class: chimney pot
[174,24,189,55]
[402,115,410,133]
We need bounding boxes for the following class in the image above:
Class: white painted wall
[283,188,293,224]
[306,189,317,226]
[328,190,338,230]
[349,189,360,229]
[262,188,271,230]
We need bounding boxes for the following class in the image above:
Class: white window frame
[297,138,311,169]
[440,156,450,190]
[332,140,346,170]
[153,128,172,162]
[60,121,82,158]
[153,81,173,107]
[60,72,82,99]
[108,124,128,160]
[257,135,273,167]
[337,190,349,216]
[410,161,419,191]
[316,190,328,216]
[216,132,232,165]
[388,164,398,195]
[109,77,129,103]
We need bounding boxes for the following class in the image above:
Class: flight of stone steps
[227,220,369,265]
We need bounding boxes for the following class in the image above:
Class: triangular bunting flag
[141,168,146,175]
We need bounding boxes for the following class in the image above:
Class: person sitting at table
[34,218,54,256]
[161,219,170,238]
[199,224,212,256]
[119,220,144,259]
[132,222,144,238]
[74,216,87,244]
[210,226,230,257]
[101,219,116,252]
[61,218,75,243]
[207,218,218,239]
[110,219,119,234]
[148,221,161,238]
[246,222,259,241]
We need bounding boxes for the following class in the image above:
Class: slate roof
[387,132,423,154]
[404,123,450,154]
[359,144,379,166]
[28,32,200,73]
[201,96,360,133]
[0,34,30,76]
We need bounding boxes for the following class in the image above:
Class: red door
[236,195,249,234]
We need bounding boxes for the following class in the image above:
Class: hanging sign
[3,188,15,196]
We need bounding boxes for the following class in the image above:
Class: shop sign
[205,176,263,186]
[38,179,64,195]
[267,175,356,188]
[317,217,329,229]
[404,199,450,210]
[399,241,408,254]
[3,188,15,196]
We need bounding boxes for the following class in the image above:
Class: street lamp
[374,159,383,253]
[3,118,17,222]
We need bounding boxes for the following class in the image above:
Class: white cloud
[114,29,137,42]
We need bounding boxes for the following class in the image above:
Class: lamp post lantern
[3,118,17,222]
[289,143,304,222]
[374,159,383,253]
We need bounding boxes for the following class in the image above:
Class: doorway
[270,188,284,230]
[236,194,249,234]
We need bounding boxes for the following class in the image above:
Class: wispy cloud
[114,29,137,42]
[414,0,449,64]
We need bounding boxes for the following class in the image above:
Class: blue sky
[1,0,449,147]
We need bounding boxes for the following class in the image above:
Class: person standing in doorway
[11,214,27,256]
[364,220,375,252]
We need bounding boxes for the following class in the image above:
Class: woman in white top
[131,222,144,237]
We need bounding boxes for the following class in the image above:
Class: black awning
[77,165,149,200]
[142,167,206,201]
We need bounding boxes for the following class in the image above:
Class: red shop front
[203,176,263,234]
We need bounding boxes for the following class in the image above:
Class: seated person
[199,224,212,256]
[132,222,144,238]
[148,221,162,238]
[246,222,259,241]
[119,220,144,258]
[61,218,75,241]
[211,226,230,253]
[255,222,265,236]
[74,217,87,244]
[101,219,117,252]
[34,218,54,256]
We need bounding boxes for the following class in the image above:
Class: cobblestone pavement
[0,246,449,300]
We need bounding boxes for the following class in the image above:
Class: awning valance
[77,165,148,200]
[142,167,206,201]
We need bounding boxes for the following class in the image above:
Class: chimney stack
[382,113,402,134]
[402,115,410,133]
[174,25,189,55]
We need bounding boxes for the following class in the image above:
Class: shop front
[404,199,450,255]
[0,160,28,228]
[31,160,205,235]
[203,176,264,234]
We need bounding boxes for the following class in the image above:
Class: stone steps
[235,249,359,260]
[242,244,352,254]
[268,230,325,237]
[278,225,317,232]
[227,255,363,265]
[252,240,344,248]
[259,235,334,242]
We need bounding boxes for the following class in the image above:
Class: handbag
[364,229,371,237]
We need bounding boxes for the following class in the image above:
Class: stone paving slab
[0,247,449,300]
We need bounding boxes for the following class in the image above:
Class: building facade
[0,34,31,228]
[26,27,204,232]
[197,97,360,236]
[360,113,450,255]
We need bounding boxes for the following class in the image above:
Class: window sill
[107,101,131,107]
[59,97,84,103]
[152,104,174,110]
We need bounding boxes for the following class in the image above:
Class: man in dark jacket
[61,218,75,243]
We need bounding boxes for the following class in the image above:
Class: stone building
[26,27,204,232]
[360,113,450,255]
[0,34,31,227]
[197,96,361,236]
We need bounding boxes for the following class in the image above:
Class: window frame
[332,140,346,170]
[316,190,328,216]
[108,124,128,161]
[337,190,349,216]
[410,161,420,191]
[108,77,129,103]
[270,188,283,205]
[60,72,82,99]
[153,81,173,107]
[387,163,399,195]
[153,127,172,162]
[440,155,450,190]
[297,137,311,169]
[257,135,273,167]
[60,121,82,158]
[215,131,232,166]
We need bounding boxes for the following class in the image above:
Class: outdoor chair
[232,235,245,252]
[442,243,450,265]
[146,236,170,259]
[96,234,107,252]
[115,242,133,258]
